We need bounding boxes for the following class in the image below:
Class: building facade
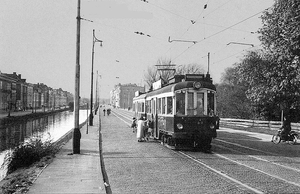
[0,72,18,111]
[110,83,144,109]
[0,71,73,112]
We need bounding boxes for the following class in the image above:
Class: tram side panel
[157,116,174,136]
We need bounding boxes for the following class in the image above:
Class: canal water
[0,110,89,181]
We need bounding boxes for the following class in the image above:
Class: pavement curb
[54,119,88,147]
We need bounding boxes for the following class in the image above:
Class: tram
[133,73,219,152]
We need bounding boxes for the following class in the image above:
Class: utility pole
[207,52,210,74]
[73,0,81,154]
[95,70,98,115]
[89,29,102,126]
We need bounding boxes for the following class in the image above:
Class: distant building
[0,71,18,111]
[110,83,144,109]
[2,72,26,111]
[26,83,34,109]
[0,71,74,112]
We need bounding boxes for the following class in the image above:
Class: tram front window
[207,91,215,116]
[196,93,204,116]
[176,91,206,116]
[176,92,185,116]
[187,92,204,116]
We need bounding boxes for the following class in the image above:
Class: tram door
[152,98,158,139]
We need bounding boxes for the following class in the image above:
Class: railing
[221,118,300,131]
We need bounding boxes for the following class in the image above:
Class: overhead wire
[167,0,209,59]
[180,0,210,38]
[203,0,233,18]
[169,6,271,63]
[207,32,258,59]
[211,44,260,65]
[85,18,166,43]
[196,8,270,43]
[140,0,195,23]
[139,0,202,61]
[83,0,271,68]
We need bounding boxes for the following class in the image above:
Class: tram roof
[144,80,216,98]
[134,74,216,100]
[133,92,147,101]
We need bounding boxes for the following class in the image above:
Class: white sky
[0,0,274,99]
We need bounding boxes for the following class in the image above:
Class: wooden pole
[73,0,81,154]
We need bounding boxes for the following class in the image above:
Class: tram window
[146,101,149,113]
[187,92,194,116]
[196,93,204,116]
[167,97,173,114]
[207,91,215,115]
[176,92,185,115]
[158,98,162,114]
[152,99,155,114]
[162,97,166,114]
[142,102,145,112]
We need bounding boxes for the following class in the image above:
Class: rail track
[112,108,300,193]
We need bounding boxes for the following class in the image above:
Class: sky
[0,0,275,99]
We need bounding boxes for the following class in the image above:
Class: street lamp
[89,29,103,126]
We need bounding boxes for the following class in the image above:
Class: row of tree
[144,1,300,126]
[220,0,300,123]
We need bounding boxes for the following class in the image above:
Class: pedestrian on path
[137,116,147,142]
[131,117,137,133]
[103,109,106,116]
[107,108,111,116]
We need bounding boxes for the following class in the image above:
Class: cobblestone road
[100,109,249,194]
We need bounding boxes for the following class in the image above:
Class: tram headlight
[193,82,202,89]
[209,123,215,130]
[177,123,184,130]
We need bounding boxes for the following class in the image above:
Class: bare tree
[175,63,204,75]
[144,58,205,89]
[144,65,158,89]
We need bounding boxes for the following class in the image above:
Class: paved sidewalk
[28,113,106,194]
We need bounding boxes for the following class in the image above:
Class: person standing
[103,109,106,116]
[137,116,146,142]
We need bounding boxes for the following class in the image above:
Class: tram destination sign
[185,74,205,81]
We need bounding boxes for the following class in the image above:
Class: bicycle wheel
[288,134,298,145]
[272,135,281,144]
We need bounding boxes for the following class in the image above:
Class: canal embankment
[0,109,90,182]
[0,108,71,125]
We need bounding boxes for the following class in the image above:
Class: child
[146,120,154,140]
[131,117,137,133]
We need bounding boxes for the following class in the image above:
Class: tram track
[113,109,265,193]
[213,144,300,185]
[110,109,132,126]
[214,138,300,173]
[177,151,264,194]
[112,109,300,193]
[178,147,300,193]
